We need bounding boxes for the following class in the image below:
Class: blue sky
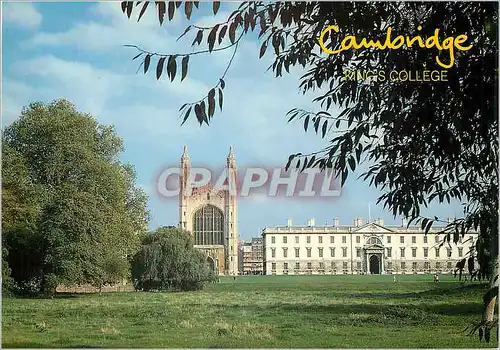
[2,2,464,239]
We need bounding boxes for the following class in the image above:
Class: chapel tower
[179,146,239,276]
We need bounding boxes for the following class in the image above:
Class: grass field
[2,274,498,348]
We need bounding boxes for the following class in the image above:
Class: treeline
[2,99,214,297]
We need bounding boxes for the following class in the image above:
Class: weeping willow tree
[119,1,498,341]
[131,227,216,291]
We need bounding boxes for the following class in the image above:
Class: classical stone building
[250,237,264,274]
[178,146,239,276]
[241,242,253,274]
[262,217,478,275]
[240,237,264,275]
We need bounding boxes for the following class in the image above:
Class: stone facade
[178,146,239,276]
[250,237,264,274]
[262,217,478,275]
[241,243,253,274]
[240,237,264,275]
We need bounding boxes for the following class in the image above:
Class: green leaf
[207,88,216,118]
[287,110,298,122]
[285,154,295,171]
[144,54,151,74]
[138,2,149,22]
[181,56,189,81]
[301,157,308,172]
[125,1,133,18]
[355,144,362,163]
[424,220,434,235]
[168,1,175,21]
[219,78,225,89]
[321,120,328,138]
[218,25,227,44]
[229,22,236,44]
[341,169,348,186]
[259,13,267,35]
[308,155,316,168]
[199,101,208,125]
[157,1,166,25]
[181,106,192,126]
[348,156,356,171]
[213,0,220,15]
[184,1,193,20]
[156,56,166,80]
[259,42,267,58]
[192,30,203,46]
[313,118,320,133]
[132,52,143,61]
[208,25,219,52]
[194,103,203,125]
[218,88,223,111]
[167,56,177,81]
[177,25,192,41]
[421,218,429,230]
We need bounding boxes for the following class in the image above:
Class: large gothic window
[193,205,224,245]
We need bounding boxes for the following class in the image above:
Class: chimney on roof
[333,217,339,227]
[447,217,454,223]
[308,218,315,227]
[354,217,363,227]
[376,218,384,226]
[287,218,292,227]
[402,217,408,227]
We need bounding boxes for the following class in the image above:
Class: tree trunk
[482,256,499,324]
[482,296,497,323]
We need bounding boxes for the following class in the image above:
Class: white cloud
[25,2,182,53]
[1,80,39,126]
[3,2,42,30]
[8,55,121,119]
[6,1,328,166]
[3,54,211,142]
[195,10,231,28]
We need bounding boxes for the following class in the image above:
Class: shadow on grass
[271,301,482,317]
[2,343,47,348]
[323,282,487,300]
[6,293,81,300]
[2,343,106,348]
[202,297,483,327]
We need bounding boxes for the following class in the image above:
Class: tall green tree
[131,226,215,292]
[2,99,150,295]
[119,1,498,341]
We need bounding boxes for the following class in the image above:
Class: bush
[131,227,216,292]
[2,248,15,297]
[42,273,58,298]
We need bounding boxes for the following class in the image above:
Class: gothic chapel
[178,146,239,276]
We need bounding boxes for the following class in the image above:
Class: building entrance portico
[363,235,385,275]
[369,254,381,274]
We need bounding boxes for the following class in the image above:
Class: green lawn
[2,275,497,348]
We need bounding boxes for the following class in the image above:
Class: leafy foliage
[120,1,498,341]
[2,99,150,296]
[131,226,216,292]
